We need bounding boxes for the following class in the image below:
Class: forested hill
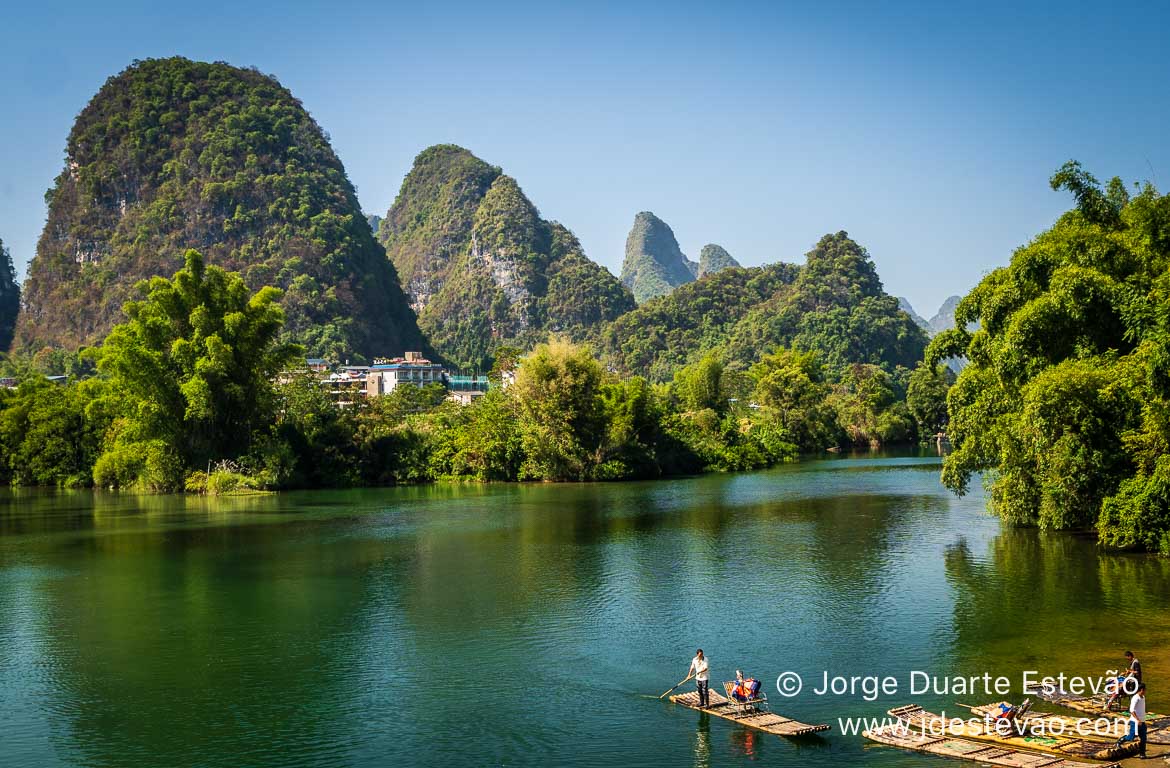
[619,211,698,302]
[601,231,929,381]
[14,57,424,359]
[378,144,634,368]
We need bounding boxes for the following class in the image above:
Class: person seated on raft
[731,670,762,702]
[1106,651,1142,710]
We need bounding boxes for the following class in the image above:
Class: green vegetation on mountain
[604,231,929,382]
[620,212,698,302]
[15,56,423,360]
[0,239,19,351]
[603,262,799,381]
[697,243,739,278]
[930,162,1170,552]
[0,255,938,491]
[898,297,931,331]
[379,145,633,368]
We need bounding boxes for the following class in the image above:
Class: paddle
[659,672,695,700]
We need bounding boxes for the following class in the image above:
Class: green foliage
[603,232,929,381]
[0,238,19,351]
[906,363,953,436]
[829,364,914,447]
[939,164,1170,550]
[381,146,633,368]
[512,339,606,480]
[672,352,728,414]
[751,349,840,452]
[96,249,300,488]
[93,440,182,491]
[602,263,799,381]
[16,56,422,359]
[0,378,110,487]
[620,212,698,302]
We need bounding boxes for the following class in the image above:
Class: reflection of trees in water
[17,504,381,767]
[943,528,1170,690]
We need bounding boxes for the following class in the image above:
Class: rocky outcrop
[15,57,424,360]
[697,244,740,278]
[379,145,634,367]
[619,212,698,303]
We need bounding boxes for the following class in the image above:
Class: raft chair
[723,680,769,715]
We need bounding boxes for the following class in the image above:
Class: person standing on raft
[1130,682,1148,759]
[689,649,710,708]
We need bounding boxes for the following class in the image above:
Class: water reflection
[3,457,1170,767]
[943,527,1170,706]
[694,712,711,768]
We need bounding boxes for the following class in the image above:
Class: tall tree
[95,250,300,489]
[930,162,1170,551]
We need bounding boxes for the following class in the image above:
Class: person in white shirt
[1129,683,1148,758]
[689,649,710,708]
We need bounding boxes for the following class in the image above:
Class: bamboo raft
[965,702,1127,743]
[669,689,831,737]
[864,723,1120,768]
[889,704,1139,761]
[1024,685,1170,744]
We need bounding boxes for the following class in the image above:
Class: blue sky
[1,0,1167,315]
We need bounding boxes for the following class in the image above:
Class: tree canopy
[930,162,1170,552]
[94,249,300,489]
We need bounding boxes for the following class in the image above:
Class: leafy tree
[672,352,728,414]
[829,364,914,446]
[932,163,1170,550]
[95,249,300,489]
[268,368,359,487]
[0,378,110,487]
[751,348,839,452]
[906,363,954,437]
[512,339,606,480]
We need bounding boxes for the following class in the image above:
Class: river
[1,453,1167,767]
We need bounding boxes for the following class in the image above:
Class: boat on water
[1024,684,1170,745]
[668,689,830,738]
[963,701,1129,743]
[888,704,1140,761]
[864,722,1120,768]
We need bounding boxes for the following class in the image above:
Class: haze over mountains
[898,296,964,336]
[4,55,952,383]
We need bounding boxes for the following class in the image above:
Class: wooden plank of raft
[863,724,1119,768]
[668,691,830,737]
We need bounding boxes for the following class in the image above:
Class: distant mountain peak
[897,297,931,331]
[697,244,740,278]
[620,212,698,303]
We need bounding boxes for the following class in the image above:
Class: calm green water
[2,454,1169,768]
